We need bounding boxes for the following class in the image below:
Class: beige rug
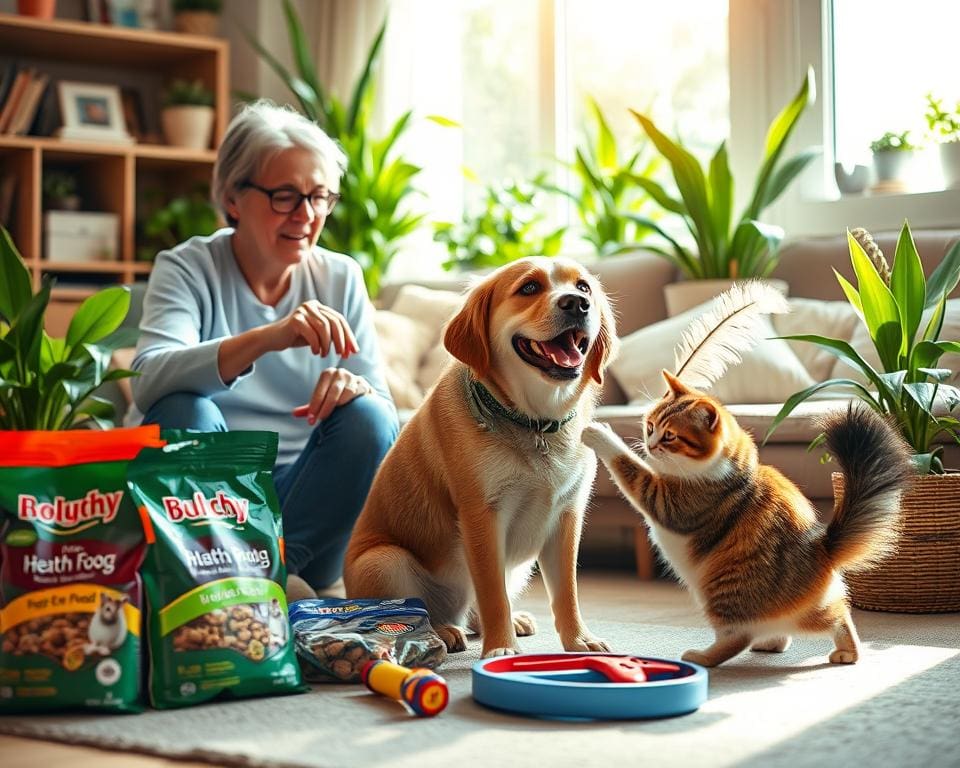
[1,575,958,768]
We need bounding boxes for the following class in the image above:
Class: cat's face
[643,371,725,476]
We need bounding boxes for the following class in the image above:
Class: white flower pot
[872,150,912,183]
[664,278,789,317]
[939,142,960,189]
[161,105,214,150]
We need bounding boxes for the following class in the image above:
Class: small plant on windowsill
[925,93,960,188]
[0,227,138,430]
[869,130,917,187]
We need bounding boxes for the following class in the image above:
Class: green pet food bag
[0,426,165,713]
[127,430,305,709]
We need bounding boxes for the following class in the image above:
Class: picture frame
[56,81,133,145]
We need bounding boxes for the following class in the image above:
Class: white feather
[673,280,790,391]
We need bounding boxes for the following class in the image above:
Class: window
[383,0,728,279]
[832,0,960,193]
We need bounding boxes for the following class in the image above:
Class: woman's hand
[269,300,359,359]
[292,368,374,424]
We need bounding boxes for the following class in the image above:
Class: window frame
[729,0,960,240]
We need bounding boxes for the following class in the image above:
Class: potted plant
[765,221,960,612]
[540,97,661,259]
[137,185,219,262]
[244,0,445,298]
[0,227,138,430]
[42,171,80,212]
[626,68,816,314]
[924,93,960,189]
[161,79,214,151]
[433,173,566,271]
[869,130,916,189]
[171,0,222,36]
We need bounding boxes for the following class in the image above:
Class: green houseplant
[245,0,437,298]
[627,67,817,280]
[137,185,219,262]
[172,0,222,36]
[765,221,960,613]
[541,97,660,258]
[0,227,138,430]
[434,173,566,271]
[765,221,960,474]
[925,93,960,188]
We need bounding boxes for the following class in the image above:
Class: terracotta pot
[174,10,219,36]
[663,278,789,317]
[161,105,214,150]
[833,472,960,613]
[17,0,56,18]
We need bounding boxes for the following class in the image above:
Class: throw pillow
[372,310,435,409]
[390,285,465,394]
[611,301,816,405]
[772,298,860,382]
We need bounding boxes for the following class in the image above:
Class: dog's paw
[481,645,521,659]
[512,611,537,637]
[681,649,716,667]
[751,636,792,653]
[562,633,610,652]
[436,624,469,653]
[829,648,859,664]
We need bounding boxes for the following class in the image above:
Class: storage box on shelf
[0,12,228,335]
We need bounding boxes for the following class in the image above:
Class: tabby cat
[582,370,913,667]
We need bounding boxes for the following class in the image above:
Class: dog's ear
[444,277,496,378]
[585,279,619,386]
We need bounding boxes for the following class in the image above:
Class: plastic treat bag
[126,430,306,709]
[0,426,164,713]
[289,598,447,682]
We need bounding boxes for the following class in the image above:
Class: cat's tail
[820,404,914,572]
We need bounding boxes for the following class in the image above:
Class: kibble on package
[126,430,305,709]
[289,598,448,682]
[0,426,164,713]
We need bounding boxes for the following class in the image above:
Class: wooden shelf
[0,13,228,306]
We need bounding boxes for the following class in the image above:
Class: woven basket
[174,11,219,36]
[832,472,960,613]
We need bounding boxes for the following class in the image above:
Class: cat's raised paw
[829,649,859,664]
[581,421,618,454]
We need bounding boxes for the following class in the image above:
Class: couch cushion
[772,298,860,381]
[373,310,435,409]
[610,301,816,405]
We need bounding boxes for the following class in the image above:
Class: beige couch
[377,229,960,578]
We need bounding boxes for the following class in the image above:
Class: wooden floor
[0,572,689,767]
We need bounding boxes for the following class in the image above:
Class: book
[0,173,17,230]
[0,62,17,110]
[10,73,49,136]
[0,69,32,134]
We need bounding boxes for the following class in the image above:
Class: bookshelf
[0,12,229,329]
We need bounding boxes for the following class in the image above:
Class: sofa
[375,229,960,578]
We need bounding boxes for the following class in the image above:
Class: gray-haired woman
[131,100,399,601]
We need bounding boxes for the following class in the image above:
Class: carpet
[1,578,959,768]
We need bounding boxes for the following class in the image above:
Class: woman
[131,100,399,601]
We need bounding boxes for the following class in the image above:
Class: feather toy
[673,281,790,390]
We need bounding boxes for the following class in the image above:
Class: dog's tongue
[541,332,584,368]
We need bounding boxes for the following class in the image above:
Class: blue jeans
[141,392,399,589]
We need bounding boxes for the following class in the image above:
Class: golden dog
[344,257,618,658]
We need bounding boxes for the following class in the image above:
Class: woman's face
[228,146,333,266]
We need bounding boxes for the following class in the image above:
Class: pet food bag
[0,426,164,713]
[289,598,447,682]
[126,430,305,709]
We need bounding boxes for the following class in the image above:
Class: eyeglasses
[242,182,340,215]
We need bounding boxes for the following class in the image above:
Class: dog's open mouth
[513,329,589,380]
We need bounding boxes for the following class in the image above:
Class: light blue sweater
[131,229,391,464]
